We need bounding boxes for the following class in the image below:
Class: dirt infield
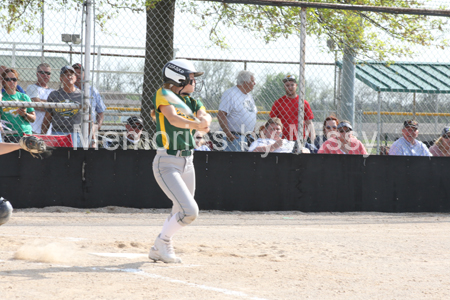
[1,207,449,300]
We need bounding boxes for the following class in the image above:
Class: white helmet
[162,59,204,87]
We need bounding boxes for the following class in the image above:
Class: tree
[180,1,449,60]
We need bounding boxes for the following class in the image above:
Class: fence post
[82,0,93,147]
[296,7,306,152]
[11,43,16,68]
[96,45,101,88]
[377,91,381,155]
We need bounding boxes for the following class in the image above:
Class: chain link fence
[1,0,449,153]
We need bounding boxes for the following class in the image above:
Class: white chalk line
[111,267,270,300]
[1,253,269,300]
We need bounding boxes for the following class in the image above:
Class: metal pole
[377,91,381,155]
[341,47,355,126]
[41,1,45,63]
[11,43,16,68]
[412,93,416,120]
[96,45,101,88]
[69,44,73,65]
[82,0,93,147]
[296,7,306,153]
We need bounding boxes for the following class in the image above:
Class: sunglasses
[131,124,143,130]
[338,129,351,133]
[443,135,450,139]
[38,71,51,76]
[326,126,337,130]
[4,77,18,82]
[195,136,203,140]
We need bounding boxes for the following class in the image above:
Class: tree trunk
[142,0,176,137]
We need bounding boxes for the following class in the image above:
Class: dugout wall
[0,149,449,212]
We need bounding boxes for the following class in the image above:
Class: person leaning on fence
[218,70,257,151]
[103,116,147,150]
[318,120,368,155]
[249,118,310,154]
[72,63,106,133]
[42,66,83,147]
[26,63,54,135]
[428,127,450,157]
[270,74,315,143]
[0,65,26,94]
[314,115,339,150]
[0,68,36,143]
[389,120,432,157]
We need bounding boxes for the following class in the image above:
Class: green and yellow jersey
[153,88,205,150]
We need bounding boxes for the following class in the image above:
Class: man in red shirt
[269,75,315,142]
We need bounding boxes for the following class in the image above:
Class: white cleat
[148,235,182,264]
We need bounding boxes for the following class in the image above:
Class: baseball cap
[442,126,450,137]
[282,74,297,83]
[337,121,353,131]
[60,65,75,75]
[126,116,144,128]
[72,63,84,71]
[403,120,419,129]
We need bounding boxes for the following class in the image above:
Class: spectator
[429,127,450,157]
[26,63,54,134]
[249,118,310,154]
[270,74,315,143]
[1,68,36,143]
[389,120,432,156]
[72,63,106,133]
[103,116,147,150]
[318,120,368,155]
[42,66,83,147]
[0,65,25,94]
[314,115,339,149]
[218,70,257,151]
[194,132,211,151]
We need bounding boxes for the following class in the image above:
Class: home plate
[90,252,148,259]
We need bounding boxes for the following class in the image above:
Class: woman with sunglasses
[1,69,36,143]
[318,120,367,155]
[314,115,339,150]
[429,127,450,156]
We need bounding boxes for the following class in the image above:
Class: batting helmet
[0,197,13,226]
[162,59,204,87]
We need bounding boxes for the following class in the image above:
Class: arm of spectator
[250,139,283,153]
[196,109,212,133]
[96,112,104,130]
[217,110,235,142]
[41,111,52,134]
[305,119,316,142]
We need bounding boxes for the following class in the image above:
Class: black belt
[230,131,243,136]
[166,149,193,157]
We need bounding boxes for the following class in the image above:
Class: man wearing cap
[42,66,83,147]
[72,63,106,132]
[26,63,54,134]
[429,127,450,156]
[389,120,432,156]
[218,70,257,151]
[270,74,315,144]
[103,116,149,150]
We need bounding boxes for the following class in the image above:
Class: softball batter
[149,59,211,263]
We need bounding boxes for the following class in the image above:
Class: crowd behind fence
[1,1,450,156]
